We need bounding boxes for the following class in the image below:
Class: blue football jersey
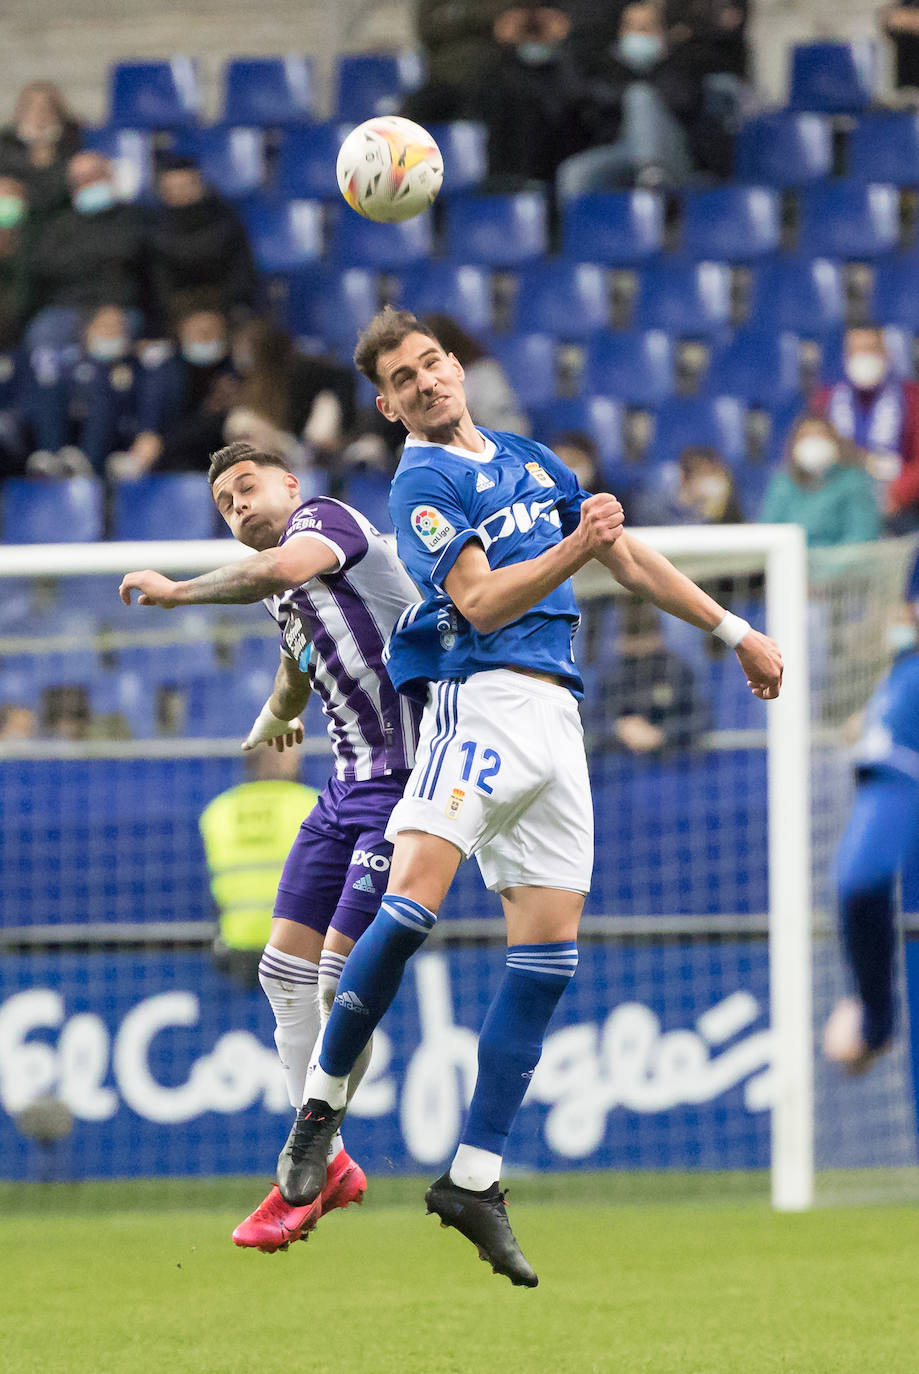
[853,648,919,783]
[385,428,591,700]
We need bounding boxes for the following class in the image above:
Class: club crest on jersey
[525,461,554,488]
[446,787,465,818]
[411,505,455,552]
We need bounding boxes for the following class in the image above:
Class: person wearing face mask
[0,82,82,221]
[23,305,143,477]
[26,151,148,351]
[758,415,881,548]
[147,153,258,332]
[823,548,919,1073]
[114,308,239,477]
[558,0,705,195]
[813,326,919,535]
[473,4,592,185]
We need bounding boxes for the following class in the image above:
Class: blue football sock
[318,894,436,1078]
[461,942,578,1157]
[841,886,897,1048]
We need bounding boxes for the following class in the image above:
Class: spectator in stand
[0,82,82,221]
[148,153,258,331]
[24,305,142,477]
[39,685,91,740]
[113,308,238,476]
[421,313,529,432]
[666,0,749,79]
[552,430,601,490]
[583,596,711,753]
[0,174,31,474]
[223,320,355,476]
[812,327,919,534]
[881,2,919,90]
[27,151,148,349]
[630,445,743,526]
[0,703,36,740]
[402,0,510,124]
[476,5,589,185]
[759,414,881,547]
[558,0,707,194]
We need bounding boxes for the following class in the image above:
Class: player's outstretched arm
[242,654,310,752]
[119,539,338,608]
[444,492,625,634]
[597,530,784,700]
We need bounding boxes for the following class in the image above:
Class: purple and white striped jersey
[266,498,422,782]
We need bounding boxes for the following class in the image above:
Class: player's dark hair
[207,441,290,486]
[353,305,440,386]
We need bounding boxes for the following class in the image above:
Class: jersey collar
[404,431,496,464]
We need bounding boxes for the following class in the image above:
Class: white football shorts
[385,668,594,894]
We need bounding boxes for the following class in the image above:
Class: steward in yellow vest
[199,748,318,972]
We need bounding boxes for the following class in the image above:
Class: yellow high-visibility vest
[198,779,318,950]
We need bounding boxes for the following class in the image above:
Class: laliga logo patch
[446,787,465,818]
[411,505,455,552]
[525,461,554,488]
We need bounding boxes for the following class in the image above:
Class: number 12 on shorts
[458,739,502,795]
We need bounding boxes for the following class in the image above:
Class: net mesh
[0,541,916,1196]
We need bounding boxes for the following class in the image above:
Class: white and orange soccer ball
[336,116,443,223]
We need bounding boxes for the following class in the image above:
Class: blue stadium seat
[186,669,276,736]
[81,127,154,201]
[734,112,833,188]
[333,52,424,122]
[561,190,664,265]
[332,207,433,269]
[91,672,157,739]
[762,399,802,467]
[488,334,558,409]
[849,112,919,185]
[111,475,217,541]
[747,257,845,337]
[428,122,487,197]
[285,266,379,349]
[171,125,267,200]
[109,59,202,130]
[276,122,355,200]
[705,329,802,406]
[396,261,493,335]
[222,56,316,127]
[240,198,324,273]
[797,182,900,260]
[871,253,919,328]
[119,632,217,683]
[2,478,103,544]
[513,260,609,338]
[732,461,776,522]
[445,192,548,267]
[818,325,914,383]
[1,650,100,693]
[585,330,674,407]
[650,396,747,465]
[531,395,625,477]
[682,187,780,262]
[632,260,732,337]
[788,41,877,113]
[339,467,393,532]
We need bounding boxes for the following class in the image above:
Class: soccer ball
[336,116,443,223]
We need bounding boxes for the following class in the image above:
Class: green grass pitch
[2,1172,918,1374]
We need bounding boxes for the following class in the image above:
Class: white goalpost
[2,523,915,1204]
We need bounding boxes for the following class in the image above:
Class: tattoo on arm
[179,552,289,605]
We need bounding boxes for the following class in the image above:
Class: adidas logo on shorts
[352,873,376,893]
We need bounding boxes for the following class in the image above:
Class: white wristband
[243,700,299,750]
[712,611,751,648]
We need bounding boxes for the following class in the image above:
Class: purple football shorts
[273,771,409,942]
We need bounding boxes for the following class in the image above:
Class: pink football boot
[232,1185,322,1252]
[321,1149,367,1216]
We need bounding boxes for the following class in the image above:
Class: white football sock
[258,946,320,1111]
[449,1144,502,1192]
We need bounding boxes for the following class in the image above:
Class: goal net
[0,528,916,1206]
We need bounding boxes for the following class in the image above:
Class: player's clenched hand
[576,493,625,558]
[736,628,783,700]
[119,570,182,608]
